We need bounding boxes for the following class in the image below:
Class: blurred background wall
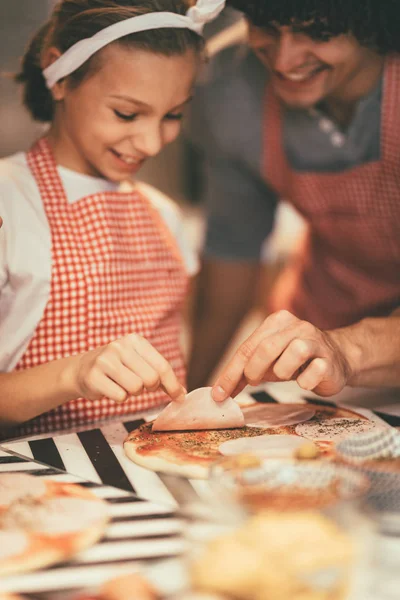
[0,1,53,157]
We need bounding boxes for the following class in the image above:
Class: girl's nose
[134,126,163,158]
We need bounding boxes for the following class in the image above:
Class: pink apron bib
[13,138,188,436]
[264,57,400,329]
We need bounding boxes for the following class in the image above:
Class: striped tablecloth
[0,450,187,596]
[0,384,399,599]
[1,385,398,507]
[1,450,399,600]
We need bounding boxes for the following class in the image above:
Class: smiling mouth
[110,149,143,167]
[276,64,329,83]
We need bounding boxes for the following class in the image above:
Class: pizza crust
[124,441,210,480]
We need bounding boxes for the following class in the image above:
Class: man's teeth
[283,69,320,82]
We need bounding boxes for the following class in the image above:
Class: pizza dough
[219,435,310,458]
[124,402,379,480]
[243,404,315,428]
[295,418,380,442]
[0,530,29,561]
[152,387,244,432]
[0,473,46,506]
[2,496,109,536]
[0,473,109,576]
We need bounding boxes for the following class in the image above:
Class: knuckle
[144,374,160,389]
[95,353,111,371]
[291,339,310,361]
[298,320,315,336]
[259,338,277,360]
[237,341,256,361]
[243,370,261,386]
[129,380,144,395]
[115,389,128,403]
[313,358,328,376]
[159,362,173,378]
[275,309,294,322]
[108,339,124,354]
[127,333,142,345]
[273,362,286,380]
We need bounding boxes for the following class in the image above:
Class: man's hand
[212,310,359,401]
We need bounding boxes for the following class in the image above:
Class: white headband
[43,0,225,88]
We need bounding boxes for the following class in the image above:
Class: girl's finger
[117,346,161,392]
[89,371,129,404]
[127,334,186,400]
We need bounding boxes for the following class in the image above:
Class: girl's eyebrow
[109,94,149,107]
[109,95,193,111]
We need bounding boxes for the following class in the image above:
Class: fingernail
[175,388,187,403]
[212,386,227,402]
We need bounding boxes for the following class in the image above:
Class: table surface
[1,383,400,599]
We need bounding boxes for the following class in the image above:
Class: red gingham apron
[11,138,188,436]
[264,56,400,329]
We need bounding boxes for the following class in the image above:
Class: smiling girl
[0,0,224,437]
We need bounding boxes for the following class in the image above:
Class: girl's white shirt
[0,152,198,372]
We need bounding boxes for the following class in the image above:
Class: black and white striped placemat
[1,386,398,508]
[0,450,185,595]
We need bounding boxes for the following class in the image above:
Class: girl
[0,0,224,438]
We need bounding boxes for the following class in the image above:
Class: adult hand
[69,334,186,403]
[212,310,357,401]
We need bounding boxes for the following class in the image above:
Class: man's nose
[271,30,309,74]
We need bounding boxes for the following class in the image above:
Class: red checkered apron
[264,56,400,329]
[11,138,188,436]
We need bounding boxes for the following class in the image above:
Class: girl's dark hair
[16,0,203,122]
[228,0,400,54]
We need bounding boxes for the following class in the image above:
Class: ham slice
[219,434,310,457]
[152,387,245,432]
[243,404,315,428]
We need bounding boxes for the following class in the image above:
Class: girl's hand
[68,334,186,403]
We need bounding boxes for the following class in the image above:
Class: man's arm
[188,258,260,390]
[333,311,400,388]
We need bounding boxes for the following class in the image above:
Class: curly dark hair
[228,0,399,54]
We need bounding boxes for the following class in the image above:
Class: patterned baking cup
[336,429,400,513]
[209,459,370,512]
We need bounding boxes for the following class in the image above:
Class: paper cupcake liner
[336,429,400,461]
[336,429,400,512]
